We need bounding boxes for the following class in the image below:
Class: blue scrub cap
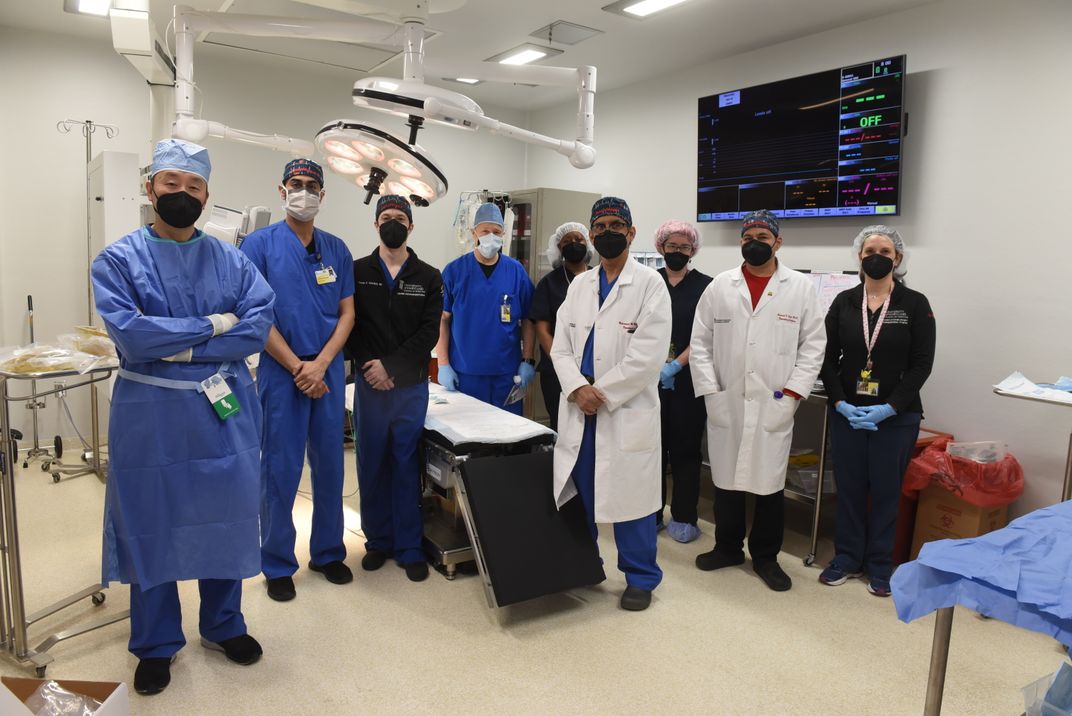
[590,196,632,227]
[150,139,211,182]
[741,209,779,237]
[283,158,324,187]
[474,202,504,227]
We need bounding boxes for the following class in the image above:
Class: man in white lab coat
[689,209,825,592]
[552,197,672,611]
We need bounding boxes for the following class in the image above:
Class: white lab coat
[551,258,672,523]
[689,262,826,495]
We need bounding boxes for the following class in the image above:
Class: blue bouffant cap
[741,209,780,237]
[474,202,504,227]
[590,196,632,227]
[150,139,211,182]
[282,158,324,187]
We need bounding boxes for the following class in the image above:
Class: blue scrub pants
[259,354,346,579]
[128,579,245,659]
[828,409,922,581]
[353,378,428,564]
[456,371,522,415]
[573,414,662,591]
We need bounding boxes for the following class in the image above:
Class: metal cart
[0,365,128,676]
[784,392,833,567]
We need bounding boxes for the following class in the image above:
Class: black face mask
[593,231,628,259]
[741,239,773,267]
[861,253,895,280]
[153,190,204,229]
[379,220,408,249]
[560,241,588,264]
[663,252,689,272]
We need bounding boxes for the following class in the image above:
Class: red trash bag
[902,437,1024,507]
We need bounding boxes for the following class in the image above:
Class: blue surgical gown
[91,226,275,590]
[441,253,534,375]
[239,221,354,358]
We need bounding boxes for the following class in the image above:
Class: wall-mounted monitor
[697,55,905,222]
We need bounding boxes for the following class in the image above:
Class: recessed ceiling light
[530,21,603,46]
[442,77,483,85]
[602,0,691,19]
[484,44,563,66]
[63,0,111,15]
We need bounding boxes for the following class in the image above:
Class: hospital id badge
[315,266,337,285]
[856,369,880,397]
[500,302,511,323]
[201,373,241,420]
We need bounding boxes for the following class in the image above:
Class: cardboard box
[910,482,1008,560]
[0,676,129,715]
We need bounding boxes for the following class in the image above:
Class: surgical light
[315,120,447,206]
[326,156,364,175]
[352,77,484,133]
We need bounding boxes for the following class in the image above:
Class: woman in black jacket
[818,225,936,597]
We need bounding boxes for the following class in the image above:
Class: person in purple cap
[689,209,826,592]
[240,158,356,602]
[551,196,672,611]
[435,202,536,415]
[345,195,443,582]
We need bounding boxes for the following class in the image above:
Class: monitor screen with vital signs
[697,55,906,222]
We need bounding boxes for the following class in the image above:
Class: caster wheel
[54,435,63,459]
[52,473,60,483]
[41,462,50,472]
[91,592,106,606]
[803,555,816,567]
[23,461,29,469]
[36,666,47,678]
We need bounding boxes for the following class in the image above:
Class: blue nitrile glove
[437,364,459,391]
[851,420,879,432]
[660,360,683,390]
[518,361,536,388]
[855,403,896,425]
[835,401,866,421]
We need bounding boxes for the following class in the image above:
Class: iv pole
[42,119,118,474]
[56,119,119,326]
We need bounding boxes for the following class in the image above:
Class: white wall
[525,0,1072,515]
[0,25,526,439]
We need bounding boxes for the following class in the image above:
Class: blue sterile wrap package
[892,501,1072,647]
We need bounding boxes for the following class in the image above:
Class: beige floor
[0,451,1064,715]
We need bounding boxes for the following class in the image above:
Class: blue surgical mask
[477,233,503,259]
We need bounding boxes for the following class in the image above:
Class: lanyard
[861,291,892,371]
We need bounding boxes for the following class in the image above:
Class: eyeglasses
[592,220,629,233]
[664,243,693,254]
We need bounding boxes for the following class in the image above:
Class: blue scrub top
[442,252,534,375]
[240,221,354,357]
[378,255,408,293]
[581,267,617,376]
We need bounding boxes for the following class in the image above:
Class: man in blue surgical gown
[92,139,275,696]
[435,202,536,415]
[240,158,355,602]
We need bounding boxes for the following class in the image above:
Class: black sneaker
[133,656,174,695]
[404,561,429,582]
[619,586,653,611]
[309,560,353,585]
[695,549,746,571]
[753,561,792,592]
[265,576,295,602]
[200,633,263,665]
[361,550,389,571]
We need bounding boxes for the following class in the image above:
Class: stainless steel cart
[0,366,129,676]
